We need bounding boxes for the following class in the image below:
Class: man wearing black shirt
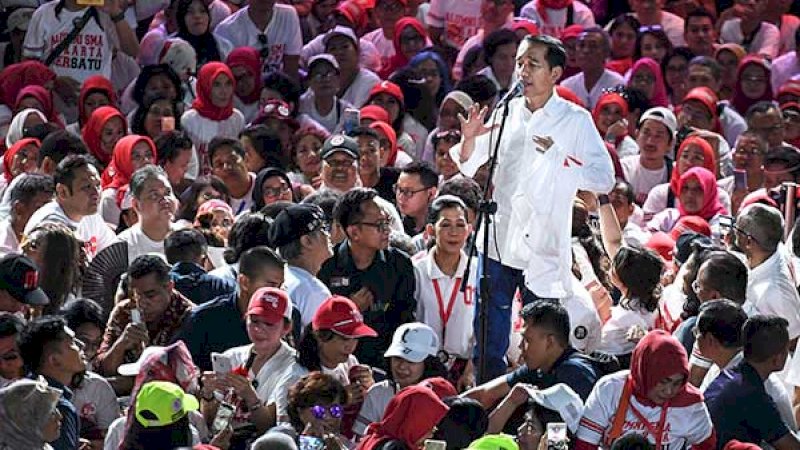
[318,188,416,369]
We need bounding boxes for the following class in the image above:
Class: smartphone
[734,169,747,191]
[161,116,175,132]
[130,309,142,325]
[211,401,235,435]
[343,107,360,134]
[211,353,232,374]
[423,440,447,450]
[547,422,568,450]
[298,435,325,450]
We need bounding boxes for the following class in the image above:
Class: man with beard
[18,316,88,450]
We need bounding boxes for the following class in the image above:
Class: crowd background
[0,0,799,448]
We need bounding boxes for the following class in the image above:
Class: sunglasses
[311,404,344,419]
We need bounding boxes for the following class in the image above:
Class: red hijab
[14,85,63,127]
[192,62,236,121]
[381,17,427,79]
[0,61,56,107]
[79,75,117,127]
[226,47,263,105]
[356,385,449,450]
[629,58,669,108]
[82,106,127,166]
[3,138,40,183]
[630,330,703,408]
[369,120,398,167]
[669,136,717,196]
[592,92,628,137]
[731,56,774,116]
[101,134,157,191]
[678,166,727,221]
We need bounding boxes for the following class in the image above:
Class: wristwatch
[598,194,610,205]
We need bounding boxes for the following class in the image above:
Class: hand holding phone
[211,353,233,374]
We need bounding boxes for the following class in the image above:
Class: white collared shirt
[745,245,800,339]
[450,89,615,298]
[285,265,331,328]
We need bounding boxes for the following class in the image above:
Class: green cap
[467,434,520,450]
[134,381,199,428]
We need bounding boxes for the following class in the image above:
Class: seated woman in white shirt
[597,245,664,362]
[99,135,157,227]
[643,136,731,222]
[647,167,727,238]
[592,91,639,159]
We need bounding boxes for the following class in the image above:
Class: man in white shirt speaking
[450,34,615,380]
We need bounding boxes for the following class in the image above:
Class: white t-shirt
[426,0,482,48]
[342,68,382,109]
[596,303,657,356]
[720,18,781,59]
[560,70,625,110]
[73,372,121,436]
[25,201,116,259]
[285,265,331,328]
[116,223,174,264]
[229,172,256,216]
[298,91,353,133]
[520,0,596,38]
[180,108,246,179]
[620,156,669,205]
[23,2,121,83]
[562,277,603,353]
[214,4,302,75]
[354,380,397,436]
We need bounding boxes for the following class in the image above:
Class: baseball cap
[312,296,377,338]
[674,232,713,266]
[369,81,404,105]
[670,215,712,241]
[468,434,519,450]
[639,106,677,138]
[118,345,167,376]
[308,53,340,73]
[384,322,440,363]
[7,8,34,32]
[0,254,48,306]
[320,134,360,160]
[247,287,293,324]
[360,105,390,123]
[268,204,327,248]
[195,199,233,219]
[644,232,675,263]
[134,381,199,428]
[511,18,540,37]
[324,25,359,49]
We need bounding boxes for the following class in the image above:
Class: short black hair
[240,125,286,170]
[165,228,208,264]
[454,75,496,105]
[262,71,303,107]
[128,254,172,284]
[697,300,747,349]
[224,213,273,264]
[434,397,489,448]
[54,155,94,193]
[155,131,193,166]
[745,101,781,123]
[348,126,380,141]
[483,29,518,65]
[519,300,570,347]
[39,130,89,167]
[698,251,748,304]
[612,180,635,205]
[208,137,245,168]
[608,14,641,36]
[427,195,467,225]
[10,174,54,205]
[688,56,722,82]
[743,315,790,363]
[610,433,654,450]
[684,8,715,32]
[0,312,25,339]
[400,161,439,189]
[62,298,105,332]
[239,246,285,278]
[438,177,481,214]
[522,35,567,69]
[17,316,71,373]
[333,187,379,230]
[130,165,169,200]
[614,246,663,313]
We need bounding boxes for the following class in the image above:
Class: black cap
[0,254,49,306]
[320,134,359,160]
[674,232,713,266]
[268,204,327,248]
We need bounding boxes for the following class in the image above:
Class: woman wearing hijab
[14,86,64,128]
[2,138,40,189]
[67,76,118,137]
[628,58,670,108]
[226,47,264,124]
[181,61,246,179]
[173,0,233,68]
[592,92,638,158]
[647,166,728,236]
[99,135,157,227]
[379,18,428,80]
[0,61,56,135]
[356,385,450,450]
[731,56,774,117]
[577,330,715,450]
[251,167,296,212]
[4,108,47,150]
[82,106,128,169]
[0,378,64,450]
[643,136,730,220]
[714,44,747,101]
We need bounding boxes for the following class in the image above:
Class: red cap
[682,87,718,116]
[511,19,539,37]
[645,232,675,262]
[247,287,292,324]
[560,24,584,41]
[361,104,390,123]
[670,215,711,241]
[368,80,404,106]
[312,296,377,338]
[418,377,457,399]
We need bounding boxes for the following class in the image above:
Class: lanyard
[628,401,669,449]
[432,277,462,340]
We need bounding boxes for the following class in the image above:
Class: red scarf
[192,62,236,121]
[630,330,703,408]
[15,85,63,127]
[669,136,717,198]
[101,135,156,207]
[628,58,669,108]
[677,167,727,221]
[592,92,628,141]
[226,47,263,105]
[81,106,127,166]
[78,75,118,127]
[731,56,774,116]
[0,61,56,107]
[369,120,398,167]
[537,0,574,24]
[380,17,427,79]
[3,138,40,183]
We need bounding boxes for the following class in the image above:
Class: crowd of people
[0,0,799,448]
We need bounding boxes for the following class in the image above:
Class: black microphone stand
[461,95,515,384]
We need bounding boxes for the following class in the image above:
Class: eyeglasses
[355,220,391,232]
[310,404,344,420]
[394,184,430,198]
[721,221,760,245]
[735,145,764,157]
[638,24,664,33]
[262,185,291,197]
[325,158,356,169]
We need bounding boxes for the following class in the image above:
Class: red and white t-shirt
[577,371,715,450]
[426,0,482,48]
[24,200,116,259]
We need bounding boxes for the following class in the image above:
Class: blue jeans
[473,256,544,381]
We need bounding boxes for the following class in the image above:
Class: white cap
[308,53,340,72]
[639,106,677,139]
[323,26,359,49]
[118,345,166,376]
[384,323,439,363]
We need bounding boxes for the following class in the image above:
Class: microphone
[496,81,523,108]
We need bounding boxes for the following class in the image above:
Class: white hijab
[5,108,47,149]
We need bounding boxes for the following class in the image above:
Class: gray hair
[130,164,168,199]
[278,239,305,261]
[251,431,298,450]
[737,203,784,253]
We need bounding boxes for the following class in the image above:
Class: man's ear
[39,157,55,175]
[550,66,564,84]
[55,183,68,201]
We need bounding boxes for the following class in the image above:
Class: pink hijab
[629,57,669,108]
